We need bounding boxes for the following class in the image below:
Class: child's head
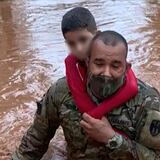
[61,7,97,60]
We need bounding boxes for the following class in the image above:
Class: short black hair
[91,30,128,57]
[61,7,97,37]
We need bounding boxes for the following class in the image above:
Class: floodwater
[0,0,160,159]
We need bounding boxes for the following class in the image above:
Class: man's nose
[102,67,112,77]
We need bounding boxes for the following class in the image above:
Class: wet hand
[80,113,115,143]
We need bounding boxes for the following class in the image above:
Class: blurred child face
[64,29,95,60]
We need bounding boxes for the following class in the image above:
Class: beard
[87,72,125,100]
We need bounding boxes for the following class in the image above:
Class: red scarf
[65,54,138,136]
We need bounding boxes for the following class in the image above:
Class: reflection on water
[0,0,160,159]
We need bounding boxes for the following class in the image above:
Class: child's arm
[65,54,94,113]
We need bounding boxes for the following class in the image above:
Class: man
[12,31,160,160]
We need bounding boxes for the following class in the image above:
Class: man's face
[65,29,95,60]
[89,39,127,79]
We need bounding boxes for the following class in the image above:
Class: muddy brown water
[0,0,160,159]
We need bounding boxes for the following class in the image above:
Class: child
[61,7,138,119]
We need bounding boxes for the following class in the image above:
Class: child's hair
[91,30,128,57]
[61,7,97,37]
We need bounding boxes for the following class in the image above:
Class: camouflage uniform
[12,77,160,160]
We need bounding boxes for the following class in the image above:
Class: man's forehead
[90,39,127,59]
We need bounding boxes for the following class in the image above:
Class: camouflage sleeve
[110,95,160,160]
[12,82,61,160]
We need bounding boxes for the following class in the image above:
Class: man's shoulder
[47,76,71,106]
[138,79,160,111]
[137,79,160,97]
[135,80,160,148]
[50,76,69,93]
[126,79,160,110]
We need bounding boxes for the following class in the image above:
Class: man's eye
[112,64,119,69]
[95,63,104,66]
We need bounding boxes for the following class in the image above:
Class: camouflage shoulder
[137,79,160,111]
[126,79,160,110]
[137,79,160,97]
[135,80,160,150]
[48,77,71,107]
[126,79,160,147]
